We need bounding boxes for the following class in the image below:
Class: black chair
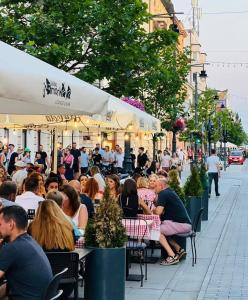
[123,218,149,287]
[50,290,63,300]
[174,208,204,267]
[27,209,35,220]
[45,252,79,300]
[42,268,67,300]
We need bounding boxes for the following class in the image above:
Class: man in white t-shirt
[102,146,113,167]
[15,175,44,211]
[114,145,124,173]
[206,149,220,197]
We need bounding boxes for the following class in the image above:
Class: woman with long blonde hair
[29,200,75,251]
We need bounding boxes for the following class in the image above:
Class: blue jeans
[208,172,219,195]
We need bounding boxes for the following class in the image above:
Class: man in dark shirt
[130,148,136,171]
[137,147,148,169]
[70,142,81,179]
[7,144,18,176]
[38,145,49,171]
[92,148,102,167]
[154,178,192,266]
[0,206,52,299]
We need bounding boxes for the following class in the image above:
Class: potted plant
[184,165,203,232]
[199,163,209,221]
[168,169,186,205]
[84,187,127,300]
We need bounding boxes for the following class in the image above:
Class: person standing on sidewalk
[206,149,221,197]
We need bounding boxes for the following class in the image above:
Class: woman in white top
[61,184,88,230]
[160,150,171,172]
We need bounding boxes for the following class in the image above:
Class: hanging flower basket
[121,96,145,111]
[173,117,186,131]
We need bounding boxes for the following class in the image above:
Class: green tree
[182,88,248,149]
[0,0,150,89]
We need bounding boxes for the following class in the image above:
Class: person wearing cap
[22,147,32,164]
[12,161,28,193]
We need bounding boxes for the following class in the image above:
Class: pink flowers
[122,97,145,111]
[173,118,186,131]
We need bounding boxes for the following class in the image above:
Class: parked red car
[228,151,245,165]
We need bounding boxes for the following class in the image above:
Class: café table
[136,214,161,263]
[137,214,161,241]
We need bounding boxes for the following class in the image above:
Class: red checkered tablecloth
[75,238,85,249]
[137,214,161,230]
[122,219,153,239]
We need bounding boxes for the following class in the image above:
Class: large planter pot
[84,247,126,300]
[202,187,209,221]
[186,196,202,232]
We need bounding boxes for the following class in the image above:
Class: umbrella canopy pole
[52,127,58,173]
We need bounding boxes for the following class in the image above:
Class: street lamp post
[193,72,199,162]
[123,132,132,174]
[220,104,228,171]
[192,66,207,163]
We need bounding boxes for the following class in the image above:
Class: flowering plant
[122,96,145,111]
[173,117,186,131]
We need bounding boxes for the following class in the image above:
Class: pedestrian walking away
[206,149,221,197]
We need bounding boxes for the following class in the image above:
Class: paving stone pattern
[126,163,248,300]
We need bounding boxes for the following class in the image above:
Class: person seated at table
[90,166,106,193]
[28,200,75,252]
[148,174,158,192]
[0,181,18,207]
[156,169,168,179]
[137,177,156,209]
[46,190,63,207]
[79,174,88,193]
[106,174,120,200]
[60,184,88,232]
[84,177,103,203]
[119,179,152,218]
[154,178,192,266]
[45,176,59,193]
[0,205,52,300]
[69,180,94,219]
[15,173,44,211]
[29,172,46,198]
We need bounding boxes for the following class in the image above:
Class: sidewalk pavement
[126,162,247,300]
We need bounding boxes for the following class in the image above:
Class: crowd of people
[0,141,193,299]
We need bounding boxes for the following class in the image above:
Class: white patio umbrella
[0,41,160,132]
[0,41,110,116]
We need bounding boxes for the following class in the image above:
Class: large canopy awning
[0,41,160,132]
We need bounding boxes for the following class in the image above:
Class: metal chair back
[42,268,67,300]
[45,252,79,300]
[193,208,204,232]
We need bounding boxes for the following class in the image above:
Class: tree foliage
[182,88,248,147]
[184,165,203,198]
[0,0,149,89]
[84,186,127,248]
[0,0,189,119]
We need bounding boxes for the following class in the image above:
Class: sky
[173,0,248,130]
